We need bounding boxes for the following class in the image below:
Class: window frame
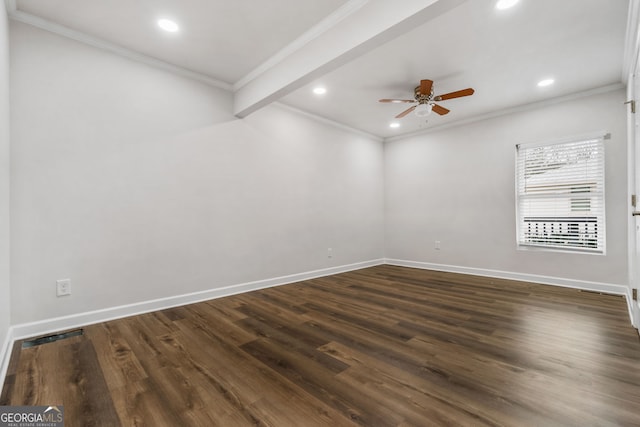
[515,132,608,255]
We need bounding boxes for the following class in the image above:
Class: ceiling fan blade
[395,105,416,118]
[432,104,450,115]
[434,88,475,101]
[419,79,433,96]
[379,99,415,103]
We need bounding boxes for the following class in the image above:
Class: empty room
[1,0,640,426]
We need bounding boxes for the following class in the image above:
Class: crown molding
[384,83,625,143]
[275,102,383,142]
[7,8,233,91]
[233,0,368,91]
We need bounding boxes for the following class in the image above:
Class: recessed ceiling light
[496,0,519,10]
[158,19,179,33]
[389,122,400,128]
[313,87,327,95]
[537,78,555,87]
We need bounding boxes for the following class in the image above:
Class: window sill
[517,244,605,256]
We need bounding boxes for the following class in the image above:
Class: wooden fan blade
[419,79,433,96]
[395,105,416,118]
[434,88,475,101]
[379,99,415,103]
[432,104,450,115]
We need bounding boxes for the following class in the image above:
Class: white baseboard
[0,258,384,388]
[10,259,385,341]
[0,326,15,395]
[385,258,634,322]
[628,288,639,331]
[2,257,635,388]
[384,258,628,294]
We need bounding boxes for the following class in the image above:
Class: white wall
[385,89,628,287]
[7,18,629,330]
[0,5,11,349]
[9,22,384,324]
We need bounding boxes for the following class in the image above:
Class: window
[515,134,606,253]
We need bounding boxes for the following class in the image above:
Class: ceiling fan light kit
[379,79,474,120]
[414,103,432,117]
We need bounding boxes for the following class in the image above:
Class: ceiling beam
[233,0,467,118]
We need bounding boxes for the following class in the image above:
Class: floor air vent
[21,329,84,348]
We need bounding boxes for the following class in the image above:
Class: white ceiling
[9,0,632,139]
[13,0,350,84]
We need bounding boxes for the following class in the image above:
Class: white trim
[625,3,640,332]
[0,258,383,386]
[622,0,640,84]
[514,134,607,255]
[7,10,232,91]
[627,288,639,331]
[1,0,12,397]
[627,51,638,331]
[0,326,14,393]
[2,257,636,387]
[515,130,610,150]
[385,260,635,325]
[274,102,384,142]
[385,83,625,143]
[234,0,368,90]
[3,259,632,340]
[385,258,630,298]
[8,259,384,342]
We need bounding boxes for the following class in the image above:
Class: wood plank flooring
[2,265,640,426]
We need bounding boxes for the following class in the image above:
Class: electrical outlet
[56,279,71,297]
[327,248,333,258]
[435,240,441,250]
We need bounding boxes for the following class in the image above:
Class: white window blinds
[515,134,606,253]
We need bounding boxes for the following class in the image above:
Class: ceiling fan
[379,79,474,119]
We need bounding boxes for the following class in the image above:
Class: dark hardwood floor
[2,265,640,426]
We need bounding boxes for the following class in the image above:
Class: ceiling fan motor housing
[414,86,433,104]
